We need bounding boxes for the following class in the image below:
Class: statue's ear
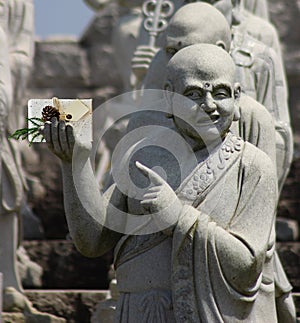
[216,40,226,50]
[164,80,174,118]
[233,83,241,121]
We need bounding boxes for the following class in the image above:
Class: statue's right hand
[39,118,76,163]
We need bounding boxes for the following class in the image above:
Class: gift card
[27,98,92,143]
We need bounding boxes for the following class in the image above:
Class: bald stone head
[165,43,237,90]
[165,2,232,57]
[165,44,240,147]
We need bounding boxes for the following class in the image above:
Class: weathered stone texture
[277,243,300,293]
[23,240,112,290]
[279,158,300,227]
[269,0,300,76]
[2,312,25,323]
[32,38,90,89]
[268,1,300,157]
[25,290,108,323]
[276,217,299,242]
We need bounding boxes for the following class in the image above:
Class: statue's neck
[181,132,226,162]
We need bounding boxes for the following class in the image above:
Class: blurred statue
[83,0,147,91]
[243,0,269,20]
[83,0,185,91]
[213,0,292,192]
[0,0,23,296]
[0,1,64,321]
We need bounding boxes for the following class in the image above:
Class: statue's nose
[200,93,217,113]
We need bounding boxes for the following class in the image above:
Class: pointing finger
[135,161,164,186]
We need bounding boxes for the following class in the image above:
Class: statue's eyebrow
[212,84,233,96]
[183,85,205,94]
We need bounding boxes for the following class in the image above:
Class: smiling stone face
[165,44,240,148]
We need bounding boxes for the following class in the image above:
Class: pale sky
[34,0,95,38]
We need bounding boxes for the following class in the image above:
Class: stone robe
[231,30,292,192]
[236,9,282,66]
[112,133,278,322]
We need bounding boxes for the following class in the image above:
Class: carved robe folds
[113,134,278,322]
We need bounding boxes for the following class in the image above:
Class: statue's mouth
[210,114,220,123]
[196,113,220,125]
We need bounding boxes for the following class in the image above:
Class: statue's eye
[213,88,231,99]
[184,90,203,100]
[165,47,178,56]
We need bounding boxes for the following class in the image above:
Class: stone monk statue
[130,5,295,320]
[41,43,285,322]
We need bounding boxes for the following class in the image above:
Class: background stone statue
[0,1,65,321]
[243,0,269,20]
[0,0,23,294]
[84,0,148,91]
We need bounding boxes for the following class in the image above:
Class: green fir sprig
[9,117,44,146]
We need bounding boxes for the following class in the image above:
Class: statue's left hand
[40,118,91,163]
[39,118,75,163]
[136,161,182,230]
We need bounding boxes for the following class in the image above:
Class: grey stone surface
[25,290,108,323]
[3,287,66,322]
[2,312,25,322]
[86,43,122,89]
[31,38,90,89]
[17,246,42,289]
[21,202,45,240]
[22,240,112,289]
[293,293,300,319]
[91,278,118,323]
[0,273,2,316]
[277,242,300,293]
[276,217,299,242]
[268,0,300,90]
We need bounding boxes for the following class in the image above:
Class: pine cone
[42,106,60,122]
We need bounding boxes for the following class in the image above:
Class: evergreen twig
[9,117,44,146]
